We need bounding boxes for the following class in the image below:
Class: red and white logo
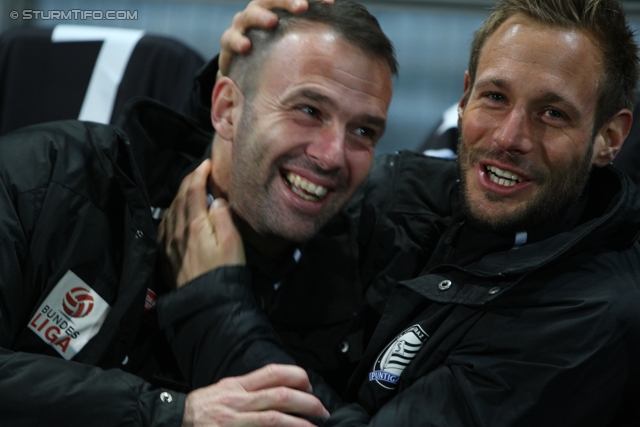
[28,270,111,360]
[143,288,157,313]
[62,287,95,318]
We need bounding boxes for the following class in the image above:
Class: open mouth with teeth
[283,172,329,202]
[486,165,523,187]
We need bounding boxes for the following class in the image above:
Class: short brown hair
[467,0,639,134]
[229,0,397,99]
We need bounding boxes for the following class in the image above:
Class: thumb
[209,198,246,264]
[210,197,228,211]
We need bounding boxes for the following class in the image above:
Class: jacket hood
[183,56,217,134]
[116,97,212,208]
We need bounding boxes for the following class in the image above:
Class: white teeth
[285,172,328,200]
[291,185,318,201]
[487,165,521,181]
[487,165,521,187]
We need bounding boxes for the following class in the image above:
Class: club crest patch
[28,270,111,360]
[369,324,428,390]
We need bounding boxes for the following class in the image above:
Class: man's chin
[284,221,327,242]
[466,197,574,234]
[466,211,527,234]
[256,218,323,243]
[463,198,537,234]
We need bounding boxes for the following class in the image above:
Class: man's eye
[299,105,321,118]
[488,93,505,102]
[545,108,565,119]
[354,127,376,139]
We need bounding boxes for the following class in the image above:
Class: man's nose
[493,108,534,155]
[306,124,347,171]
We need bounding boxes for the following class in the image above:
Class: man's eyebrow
[474,77,508,90]
[293,89,337,109]
[537,92,583,120]
[292,89,387,129]
[360,114,387,131]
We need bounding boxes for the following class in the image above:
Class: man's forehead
[476,15,602,88]
[482,14,601,62]
[259,25,393,102]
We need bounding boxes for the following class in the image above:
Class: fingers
[234,364,313,393]
[158,160,217,288]
[157,214,166,242]
[159,159,246,289]
[161,160,211,249]
[184,365,329,426]
[209,198,246,265]
[216,374,328,419]
[219,3,279,76]
[240,386,330,419]
[219,0,334,76]
[184,160,213,221]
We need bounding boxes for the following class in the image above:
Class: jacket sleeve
[320,366,474,427]
[0,347,185,427]
[157,266,346,413]
[157,266,298,387]
[0,124,185,427]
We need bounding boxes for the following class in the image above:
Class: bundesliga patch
[143,288,157,313]
[28,270,111,360]
[369,324,428,390]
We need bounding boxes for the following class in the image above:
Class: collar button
[438,280,452,291]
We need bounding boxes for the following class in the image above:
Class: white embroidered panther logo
[369,325,428,390]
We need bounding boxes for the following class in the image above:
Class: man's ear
[211,76,243,140]
[591,108,633,168]
[458,71,471,120]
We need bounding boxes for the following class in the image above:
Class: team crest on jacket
[28,270,111,360]
[369,325,428,390]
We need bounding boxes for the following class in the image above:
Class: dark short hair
[467,0,639,134]
[229,0,397,98]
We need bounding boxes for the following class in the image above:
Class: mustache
[461,143,546,182]
[273,154,350,191]
[276,155,345,179]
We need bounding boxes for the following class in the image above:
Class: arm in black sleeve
[321,366,472,427]
[157,267,346,412]
[158,266,295,388]
[0,348,185,427]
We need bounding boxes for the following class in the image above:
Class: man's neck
[234,214,294,262]
[209,140,294,261]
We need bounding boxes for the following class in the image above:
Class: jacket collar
[400,165,640,304]
[115,96,213,208]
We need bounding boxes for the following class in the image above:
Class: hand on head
[182,364,329,427]
[158,159,245,289]
[218,0,334,77]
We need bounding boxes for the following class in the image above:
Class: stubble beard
[456,134,595,233]
[229,105,343,243]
